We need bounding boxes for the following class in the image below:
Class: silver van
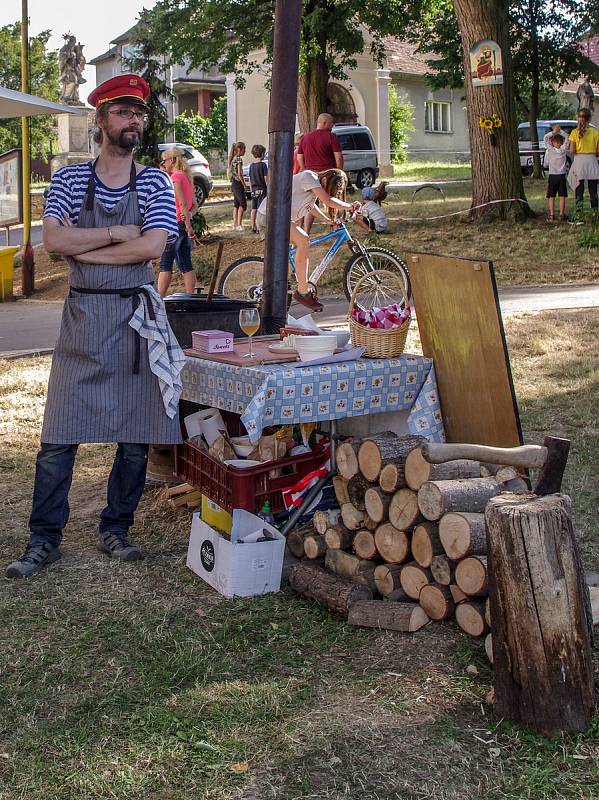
[333,124,379,189]
[517,120,576,174]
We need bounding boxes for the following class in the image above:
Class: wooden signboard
[407,252,522,447]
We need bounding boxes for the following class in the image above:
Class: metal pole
[21,0,34,296]
[261,0,302,334]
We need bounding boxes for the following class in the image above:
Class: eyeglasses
[108,109,148,122]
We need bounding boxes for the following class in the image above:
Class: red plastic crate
[174,440,326,515]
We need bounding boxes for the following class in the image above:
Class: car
[332,124,379,189]
[157,142,213,206]
[517,120,577,175]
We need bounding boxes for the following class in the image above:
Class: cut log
[439,512,487,559]
[347,475,371,511]
[332,476,350,505]
[419,583,455,620]
[364,486,392,523]
[485,633,493,664]
[495,465,518,483]
[324,548,377,592]
[502,477,529,493]
[411,522,443,568]
[405,446,481,491]
[363,513,378,531]
[484,596,491,627]
[430,555,455,586]
[340,503,364,530]
[455,555,488,597]
[286,523,314,559]
[374,564,404,596]
[449,584,468,604]
[324,524,354,550]
[353,529,378,561]
[384,588,411,602]
[313,509,341,536]
[303,534,327,560]
[389,488,421,531]
[357,432,421,483]
[335,441,361,480]
[374,523,411,564]
[417,477,502,521]
[289,561,372,618]
[348,600,429,632]
[400,562,433,600]
[455,600,488,637]
[486,492,594,735]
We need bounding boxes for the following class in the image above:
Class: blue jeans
[159,221,193,273]
[28,443,149,547]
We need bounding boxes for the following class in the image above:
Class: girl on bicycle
[228,141,247,231]
[256,168,360,311]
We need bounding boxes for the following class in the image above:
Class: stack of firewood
[288,432,526,646]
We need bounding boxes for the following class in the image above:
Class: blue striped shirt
[44,161,178,240]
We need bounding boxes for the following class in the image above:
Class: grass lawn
[392,161,472,182]
[0,309,597,800]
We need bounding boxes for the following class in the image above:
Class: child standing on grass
[543,126,569,222]
[249,144,268,234]
[228,141,247,231]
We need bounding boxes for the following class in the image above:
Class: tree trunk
[405,446,480,491]
[290,561,372,617]
[297,54,329,133]
[374,523,411,564]
[417,477,501,521]
[348,600,429,632]
[439,512,487,559]
[485,493,594,735]
[453,0,531,221]
[529,7,543,180]
[419,583,455,621]
[325,548,377,593]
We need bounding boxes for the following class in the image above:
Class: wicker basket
[348,270,411,358]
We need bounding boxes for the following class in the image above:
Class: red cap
[88,74,150,109]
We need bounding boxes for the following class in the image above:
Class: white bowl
[295,334,337,362]
[230,435,254,457]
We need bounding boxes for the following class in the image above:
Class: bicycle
[217,219,410,312]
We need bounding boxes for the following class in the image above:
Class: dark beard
[106,128,141,152]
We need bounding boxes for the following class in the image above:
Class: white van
[517,120,577,174]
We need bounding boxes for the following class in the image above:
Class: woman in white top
[256,168,360,311]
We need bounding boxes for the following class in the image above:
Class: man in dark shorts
[296,113,343,232]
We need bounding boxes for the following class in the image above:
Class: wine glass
[239,308,260,359]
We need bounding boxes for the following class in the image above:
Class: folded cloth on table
[351,302,411,330]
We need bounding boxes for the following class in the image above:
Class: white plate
[224,459,262,469]
[268,343,298,355]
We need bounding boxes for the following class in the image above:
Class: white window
[425,101,452,133]
[121,44,141,71]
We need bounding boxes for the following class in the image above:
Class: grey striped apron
[41,161,182,445]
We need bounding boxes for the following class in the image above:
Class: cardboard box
[187,508,285,598]
[191,329,234,354]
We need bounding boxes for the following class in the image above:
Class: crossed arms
[43,215,167,264]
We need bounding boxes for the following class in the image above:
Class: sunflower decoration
[479,114,503,132]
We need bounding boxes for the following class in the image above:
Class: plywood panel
[407,252,522,447]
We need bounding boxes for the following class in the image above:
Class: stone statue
[59,33,86,105]
[576,76,594,117]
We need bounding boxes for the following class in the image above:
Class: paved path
[0,282,598,358]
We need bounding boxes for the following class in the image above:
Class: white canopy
[0,86,87,119]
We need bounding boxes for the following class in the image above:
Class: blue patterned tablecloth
[181,353,446,443]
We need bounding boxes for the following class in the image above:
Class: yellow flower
[483,119,493,130]
[479,116,484,126]
[493,117,503,128]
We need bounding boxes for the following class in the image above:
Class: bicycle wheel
[343,247,411,311]
[218,256,265,301]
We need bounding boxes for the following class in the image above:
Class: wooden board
[185,337,298,365]
[407,253,522,447]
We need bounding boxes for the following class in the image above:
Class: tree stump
[486,493,594,735]
[289,561,372,617]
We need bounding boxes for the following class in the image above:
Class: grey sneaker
[98,531,144,562]
[6,541,62,578]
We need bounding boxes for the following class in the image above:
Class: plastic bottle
[257,500,275,526]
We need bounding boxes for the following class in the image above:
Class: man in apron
[7,74,185,578]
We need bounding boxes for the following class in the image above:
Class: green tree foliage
[389,85,414,164]
[0,23,59,158]
[174,96,228,154]
[124,11,172,164]
[136,0,414,131]
[405,0,599,176]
